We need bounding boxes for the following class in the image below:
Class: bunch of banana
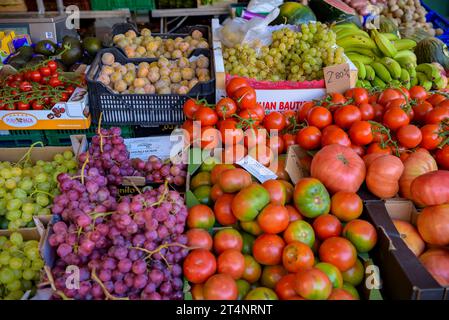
[334,23,422,90]
[414,63,448,91]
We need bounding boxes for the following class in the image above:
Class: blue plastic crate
[422,1,449,45]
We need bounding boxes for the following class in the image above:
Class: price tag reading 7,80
[324,63,351,94]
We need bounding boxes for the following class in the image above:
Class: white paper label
[124,135,183,161]
[237,155,277,183]
[45,32,53,39]
[256,88,326,113]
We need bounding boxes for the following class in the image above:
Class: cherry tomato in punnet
[420,124,443,150]
[16,101,30,110]
[349,121,373,146]
[31,101,44,110]
[263,111,286,131]
[226,77,250,98]
[397,125,422,149]
[409,85,428,101]
[296,126,321,150]
[344,87,369,105]
[334,105,362,129]
[321,125,351,147]
[307,106,332,129]
[359,103,375,121]
[383,106,410,131]
[194,107,218,126]
[183,99,202,119]
[425,106,449,124]
[234,86,257,110]
[215,97,237,119]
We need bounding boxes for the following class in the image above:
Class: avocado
[8,56,27,70]
[62,35,82,49]
[61,46,83,66]
[34,40,57,56]
[82,37,102,56]
[16,46,34,61]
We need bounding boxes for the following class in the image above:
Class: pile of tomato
[0,60,78,111]
[183,162,378,300]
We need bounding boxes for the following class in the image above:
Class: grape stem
[91,268,129,300]
[43,266,73,300]
[30,189,55,199]
[80,153,90,185]
[131,242,190,269]
[97,112,104,153]
[146,180,169,207]
[14,141,45,167]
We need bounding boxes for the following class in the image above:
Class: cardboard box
[364,199,448,300]
[0,88,91,130]
[212,19,358,113]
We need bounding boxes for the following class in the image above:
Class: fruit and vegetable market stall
[0,0,448,303]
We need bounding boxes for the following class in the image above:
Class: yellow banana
[332,23,360,32]
[380,57,402,79]
[394,50,417,69]
[393,39,417,51]
[336,29,370,40]
[346,52,374,64]
[371,29,397,58]
[365,65,376,81]
[337,35,377,50]
[372,61,393,83]
[344,47,378,58]
[354,61,366,80]
[382,33,400,41]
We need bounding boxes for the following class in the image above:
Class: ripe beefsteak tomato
[419,249,449,286]
[366,155,404,199]
[411,171,449,207]
[417,204,449,246]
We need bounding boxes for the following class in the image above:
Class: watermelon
[308,0,362,26]
[272,2,316,26]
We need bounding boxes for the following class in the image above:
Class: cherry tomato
[49,77,63,88]
[60,92,70,102]
[425,106,449,124]
[19,81,32,92]
[16,101,30,110]
[349,121,373,146]
[239,109,261,127]
[383,106,410,131]
[377,88,403,106]
[435,145,449,170]
[65,86,75,96]
[263,111,286,131]
[220,119,244,145]
[215,97,237,119]
[194,107,218,126]
[283,110,297,128]
[413,101,433,124]
[366,142,392,155]
[409,85,428,101]
[334,105,362,129]
[13,74,23,82]
[359,103,374,121]
[307,106,332,129]
[321,125,351,147]
[296,126,321,150]
[234,86,257,109]
[297,102,315,122]
[31,101,44,110]
[47,60,58,74]
[28,70,42,83]
[344,88,369,105]
[396,124,422,149]
[427,93,447,107]
[5,104,15,110]
[183,99,202,119]
[39,66,51,77]
[385,98,407,110]
[420,124,443,151]
[282,133,296,150]
[226,77,250,98]
[41,76,50,85]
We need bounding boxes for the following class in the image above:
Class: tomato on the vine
[307,106,332,129]
[409,86,428,101]
[344,88,369,105]
[220,119,244,145]
[183,99,202,119]
[31,101,44,110]
[215,97,237,119]
[201,126,221,150]
[47,60,58,74]
[263,111,286,131]
[19,81,32,92]
[385,98,407,110]
[282,133,296,150]
[334,105,362,130]
[322,92,346,112]
[369,92,379,104]
[234,86,257,110]
[39,66,51,77]
[194,107,218,126]
[49,77,63,88]
[425,106,449,124]
[397,124,422,149]
[427,93,447,107]
[297,102,315,122]
[283,110,297,128]
[359,103,374,121]
[420,124,443,150]
[296,126,321,150]
[65,86,75,96]
[226,77,249,98]
[413,101,433,124]
[349,121,373,146]
[377,88,403,106]
[383,106,410,131]
[244,126,266,149]
[435,145,449,170]
[239,109,261,127]
[29,70,42,83]
[16,101,30,110]
[321,125,351,147]
[366,142,392,155]
[267,135,285,155]
[60,92,70,102]
[41,76,50,85]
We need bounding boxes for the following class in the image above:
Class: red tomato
[286,205,303,222]
[239,109,261,127]
[183,99,202,119]
[183,249,217,284]
[16,101,30,110]
[313,214,342,241]
[322,92,347,110]
[319,237,357,272]
[215,97,237,119]
[242,255,262,284]
[221,143,247,164]
[350,144,365,157]
[413,101,433,124]
[420,124,443,150]
[267,135,285,155]
[253,234,285,266]
[194,107,218,126]
[275,274,299,300]
[263,111,286,131]
[425,106,449,124]
[29,71,42,83]
[331,191,363,222]
[248,145,274,166]
[203,274,238,300]
[349,121,373,146]
[383,106,410,131]
[31,101,44,110]
[220,119,244,145]
[427,93,447,107]
[257,204,290,234]
[19,81,32,92]
[283,110,297,128]
[321,125,351,147]
[39,66,51,77]
[409,85,428,101]
[294,268,332,300]
[366,142,392,155]
[244,127,267,149]
[282,133,296,150]
[344,88,369,105]
[234,86,257,110]
[334,105,362,129]
[282,241,314,273]
[65,86,75,96]
[369,92,379,104]
[187,204,215,229]
[217,249,245,280]
[213,229,243,254]
[214,194,237,226]
[372,103,385,122]
[261,265,288,289]
[49,77,62,88]
[397,125,423,149]
[385,98,406,110]
[226,77,250,98]
[47,60,58,73]
[307,106,332,129]
[378,88,403,106]
[297,102,315,122]
[201,126,220,150]
[182,120,195,143]
[436,145,449,169]
[359,103,375,121]
[296,126,322,150]
[186,228,213,251]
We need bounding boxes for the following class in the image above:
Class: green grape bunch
[223,22,345,82]
[0,232,44,300]
[0,150,77,230]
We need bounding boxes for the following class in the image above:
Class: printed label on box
[125,134,184,161]
[256,88,326,113]
[237,155,277,183]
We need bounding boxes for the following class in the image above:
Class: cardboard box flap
[285,145,311,184]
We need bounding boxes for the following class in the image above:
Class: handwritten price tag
[324,63,351,94]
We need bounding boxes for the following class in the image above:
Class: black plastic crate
[87,47,215,126]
